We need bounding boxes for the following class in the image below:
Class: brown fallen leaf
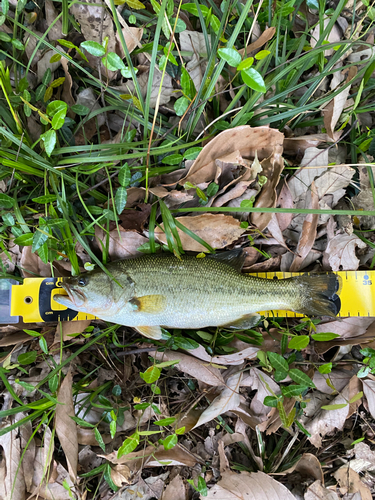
[179,126,284,186]
[283,133,330,156]
[20,245,51,278]
[289,181,319,272]
[310,16,348,56]
[323,71,354,142]
[0,415,27,500]
[333,465,372,500]
[302,376,362,448]
[55,369,78,482]
[151,350,225,386]
[188,344,259,365]
[118,472,169,500]
[162,475,187,500]
[116,26,143,57]
[95,226,148,260]
[305,480,340,500]
[110,464,131,487]
[241,368,280,424]
[325,233,367,271]
[203,470,296,500]
[288,147,329,202]
[315,317,375,339]
[362,379,375,420]
[192,369,243,429]
[45,0,62,42]
[238,27,276,57]
[276,180,294,231]
[119,204,152,232]
[155,214,245,252]
[245,255,282,272]
[77,427,112,446]
[251,149,284,231]
[31,449,77,500]
[313,369,355,395]
[280,453,323,483]
[54,320,91,343]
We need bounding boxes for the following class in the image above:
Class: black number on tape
[39,278,78,322]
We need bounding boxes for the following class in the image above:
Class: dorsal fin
[208,248,245,272]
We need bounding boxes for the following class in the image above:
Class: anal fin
[220,313,261,330]
[135,325,163,340]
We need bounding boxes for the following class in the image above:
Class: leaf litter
[0,0,375,498]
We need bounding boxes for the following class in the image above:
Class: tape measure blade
[0,279,19,324]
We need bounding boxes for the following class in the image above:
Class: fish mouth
[56,282,87,308]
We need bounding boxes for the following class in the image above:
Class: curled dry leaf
[20,245,51,278]
[188,344,259,365]
[362,379,375,420]
[333,465,372,500]
[203,470,296,500]
[55,369,78,482]
[238,27,276,57]
[110,464,131,487]
[251,148,284,231]
[116,26,143,57]
[305,480,340,500]
[323,84,352,142]
[325,233,367,271]
[281,453,323,483]
[276,180,294,232]
[302,376,362,448]
[155,214,245,252]
[95,226,148,261]
[289,181,319,272]
[283,133,330,156]
[151,350,225,386]
[241,367,280,424]
[192,369,242,429]
[315,317,375,339]
[161,475,187,500]
[179,126,284,186]
[288,147,329,202]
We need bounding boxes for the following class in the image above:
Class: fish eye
[78,277,87,287]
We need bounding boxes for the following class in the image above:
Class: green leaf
[115,187,128,215]
[349,391,363,404]
[162,154,183,165]
[155,360,180,369]
[274,370,288,382]
[0,193,14,209]
[39,336,48,354]
[14,233,33,246]
[42,68,52,86]
[255,50,270,60]
[175,336,199,350]
[151,384,161,394]
[0,32,10,42]
[118,164,131,187]
[321,403,348,410]
[267,352,289,372]
[48,374,59,393]
[181,3,209,16]
[16,380,35,391]
[23,329,40,337]
[33,194,57,204]
[51,108,67,130]
[71,416,95,428]
[218,47,241,67]
[11,38,24,50]
[295,420,311,437]
[70,104,90,116]
[318,363,332,374]
[263,396,279,407]
[289,369,315,388]
[184,147,202,160]
[134,402,150,410]
[241,68,266,93]
[174,96,190,117]
[117,432,139,458]
[40,129,56,157]
[81,40,106,57]
[32,228,48,253]
[311,332,340,341]
[288,335,309,350]
[237,57,254,71]
[95,428,106,452]
[110,420,117,439]
[18,351,37,365]
[140,366,161,384]
[163,433,177,450]
[103,52,125,71]
[154,417,177,426]
[281,384,307,398]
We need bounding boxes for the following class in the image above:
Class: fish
[53,250,341,340]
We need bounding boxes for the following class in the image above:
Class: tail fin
[291,273,342,317]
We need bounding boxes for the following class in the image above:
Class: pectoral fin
[135,325,163,340]
[129,294,166,314]
[221,313,261,330]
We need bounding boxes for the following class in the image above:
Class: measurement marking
[355,271,357,280]
[348,312,351,317]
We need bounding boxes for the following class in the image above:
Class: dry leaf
[203,470,296,500]
[54,320,91,343]
[20,245,52,278]
[315,317,375,339]
[55,369,78,482]
[151,350,225,386]
[31,449,76,500]
[302,376,361,448]
[238,27,276,57]
[162,475,186,500]
[288,147,329,201]
[0,416,27,500]
[188,344,259,365]
[45,0,63,41]
[363,379,375,420]
[180,31,210,91]
[241,368,280,424]
[305,480,340,500]
[289,181,319,272]
[95,226,148,260]
[37,47,66,83]
[325,233,367,271]
[110,464,131,487]
[323,84,352,142]
[116,26,143,57]
[128,68,173,108]
[281,453,323,483]
[180,126,283,187]
[283,133,330,155]
[313,369,355,395]
[315,166,355,203]
[276,181,294,231]
[155,214,245,252]
[310,17,348,56]
[192,369,243,429]
[117,472,169,500]
[251,149,284,231]
[334,465,372,500]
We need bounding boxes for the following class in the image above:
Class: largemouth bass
[54,250,341,340]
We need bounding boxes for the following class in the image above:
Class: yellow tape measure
[4,271,374,324]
